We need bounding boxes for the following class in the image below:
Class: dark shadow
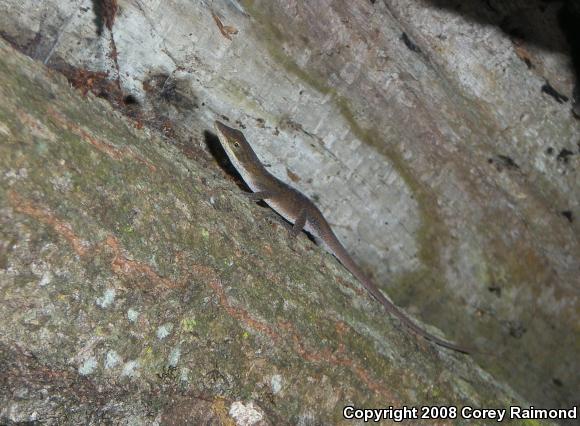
[203,129,294,227]
[558,0,580,113]
[422,0,567,51]
[414,0,580,113]
[91,0,105,36]
[203,129,253,193]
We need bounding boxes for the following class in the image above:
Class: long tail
[330,239,471,354]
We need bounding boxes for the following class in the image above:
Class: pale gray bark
[0,0,578,422]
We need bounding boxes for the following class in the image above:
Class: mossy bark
[0,39,545,425]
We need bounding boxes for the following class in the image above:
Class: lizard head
[213,120,264,174]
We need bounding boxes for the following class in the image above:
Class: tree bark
[0,0,578,422]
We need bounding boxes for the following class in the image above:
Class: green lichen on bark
[0,39,545,424]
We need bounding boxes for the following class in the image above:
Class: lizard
[213,120,470,354]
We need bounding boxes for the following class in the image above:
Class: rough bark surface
[0,0,578,422]
[0,38,532,425]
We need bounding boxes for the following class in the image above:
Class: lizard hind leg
[290,209,308,238]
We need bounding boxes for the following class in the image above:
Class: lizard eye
[233,142,240,148]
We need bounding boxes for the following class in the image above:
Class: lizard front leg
[245,190,278,201]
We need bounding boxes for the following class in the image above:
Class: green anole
[214,120,469,354]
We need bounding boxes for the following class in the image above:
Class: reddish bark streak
[209,278,398,400]
[9,191,90,256]
[106,235,179,289]
[10,191,398,399]
[8,192,177,290]
[47,107,156,172]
